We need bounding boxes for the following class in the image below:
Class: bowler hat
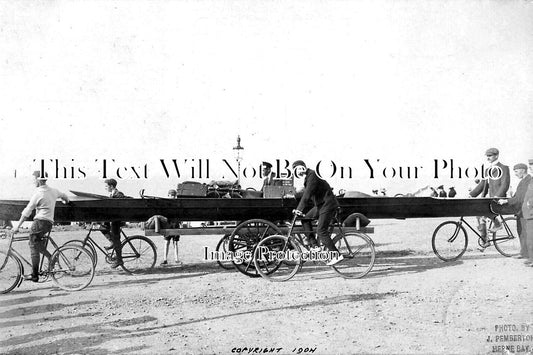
[485,148,499,156]
[262,161,272,169]
[292,160,306,169]
[513,163,527,171]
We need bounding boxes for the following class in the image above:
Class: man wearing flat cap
[100,178,125,269]
[521,159,533,266]
[497,163,532,258]
[261,162,275,189]
[12,171,70,282]
[292,160,343,266]
[470,148,510,247]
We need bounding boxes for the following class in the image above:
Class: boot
[103,234,114,250]
[111,245,123,268]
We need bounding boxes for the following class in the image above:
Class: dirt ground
[1,217,532,355]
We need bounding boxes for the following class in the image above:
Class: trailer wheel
[215,234,234,270]
[228,219,281,277]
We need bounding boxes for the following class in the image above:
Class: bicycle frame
[285,212,346,246]
[2,232,59,273]
[80,223,132,256]
[454,216,515,244]
[75,224,147,265]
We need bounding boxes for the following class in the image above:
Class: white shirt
[21,185,69,222]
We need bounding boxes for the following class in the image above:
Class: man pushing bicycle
[291,160,344,266]
[12,171,70,282]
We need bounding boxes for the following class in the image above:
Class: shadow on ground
[1,292,398,354]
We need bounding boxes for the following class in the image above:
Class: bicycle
[215,233,234,270]
[431,201,519,261]
[0,229,95,293]
[62,223,157,274]
[252,210,376,282]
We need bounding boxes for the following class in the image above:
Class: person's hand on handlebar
[292,209,304,216]
[497,199,508,205]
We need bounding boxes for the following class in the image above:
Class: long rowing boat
[0,195,513,222]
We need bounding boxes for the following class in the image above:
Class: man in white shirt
[13,171,70,282]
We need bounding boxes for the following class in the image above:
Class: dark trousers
[526,219,533,262]
[101,221,123,262]
[29,219,53,276]
[302,207,338,253]
[517,217,528,258]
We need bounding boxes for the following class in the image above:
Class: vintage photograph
[0,1,532,354]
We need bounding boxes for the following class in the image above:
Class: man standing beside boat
[292,160,344,266]
[469,148,510,247]
[520,159,533,267]
[12,171,70,282]
[497,163,532,259]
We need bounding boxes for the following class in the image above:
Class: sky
[0,0,532,198]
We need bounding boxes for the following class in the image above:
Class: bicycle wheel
[0,251,22,294]
[215,234,234,270]
[432,221,468,261]
[254,235,303,282]
[331,233,375,279]
[493,216,520,257]
[61,240,98,268]
[228,219,281,278]
[50,245,95,291]
[117,235,157,274]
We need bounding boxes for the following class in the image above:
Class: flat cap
[485,148,499,156]
[513,163,527,171]
[292,160,306,169]
[104,178,118,187]
[262,161,272,169]
[32,170,48,180]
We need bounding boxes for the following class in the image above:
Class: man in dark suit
[101,178,125,268]
[497,163,532,258]
[469,148,510,246]
[292,160,342,266]
[521,159,533,267]
[470,148,510,198]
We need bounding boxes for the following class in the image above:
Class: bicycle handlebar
[292,209,304,217]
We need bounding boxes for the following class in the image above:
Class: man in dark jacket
[521,159,533,266]
[292,160,342,265]
[497,163,532,258]
[448,187,457,198]
[101,178,125,268]
[470,148,510,246]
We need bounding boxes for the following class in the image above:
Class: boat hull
[0,197,513,223]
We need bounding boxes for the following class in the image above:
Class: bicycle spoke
[120,236,157,274]
[50,246,94,291]
[432,221,468,261]
[332,233,375,279]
